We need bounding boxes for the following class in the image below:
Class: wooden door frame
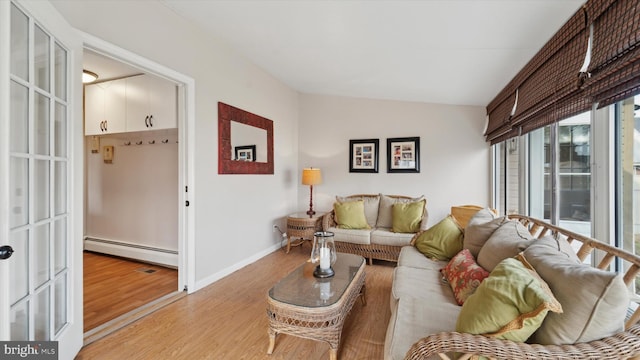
[79,31,196,294]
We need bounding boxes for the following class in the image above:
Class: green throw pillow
[391,199,425,233]
[456,256,563,342]
[413,215,463,260]
[334,200,370,229]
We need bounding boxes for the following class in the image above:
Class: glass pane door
[8,2,70,341]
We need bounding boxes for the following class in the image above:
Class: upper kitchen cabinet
[84,74,177,136]
[125,74,177,132]
[84,78,127,135]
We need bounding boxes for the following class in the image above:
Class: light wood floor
[77,247,394,359]
[83,251,179,332]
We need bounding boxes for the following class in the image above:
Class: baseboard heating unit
[84,237,178,268]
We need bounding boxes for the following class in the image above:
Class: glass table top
[268,253,365,307]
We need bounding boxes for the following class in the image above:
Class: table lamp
[302,167,322,216]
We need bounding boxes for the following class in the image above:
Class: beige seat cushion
[326,227,371,245]
[371,228,414,247]
[398,246,446,270]
[523,237,629,345]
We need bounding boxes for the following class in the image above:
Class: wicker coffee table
[266,253,366,360]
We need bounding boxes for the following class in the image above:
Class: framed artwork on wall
[234,145,256,161]
[387,137,420,173]
[349,139,379,173]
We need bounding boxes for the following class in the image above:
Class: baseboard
[84,237,178,267]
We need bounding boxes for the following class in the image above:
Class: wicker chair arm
[405,324,640,360]
[322,210,337,230]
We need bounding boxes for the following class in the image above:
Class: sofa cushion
[334,200,370,229]
[477,220,533,272]
[440,249,490,305]
[392,199,426,233]
[398,246,445,270]
[377,194,424,228]
[336,194,380,228]
[456,257,563,342]
[370,228,414,247]
[464,215,508,258]
[523,240,629,345]
[326,227,371,245]
[391,265,454,302]
[413,215,463,261]
[385,296,460,360]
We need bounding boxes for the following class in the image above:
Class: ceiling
[85,0,586,107]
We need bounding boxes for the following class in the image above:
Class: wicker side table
[286,212,323,253]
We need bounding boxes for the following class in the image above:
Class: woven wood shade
[486,0,640,144]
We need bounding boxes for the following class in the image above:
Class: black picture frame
[234,145,257,162]
[349,139,379,173]
[387,137,420,173]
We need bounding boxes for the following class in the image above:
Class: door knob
[0,245,14,260]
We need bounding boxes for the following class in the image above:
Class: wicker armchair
[404,215,640,360]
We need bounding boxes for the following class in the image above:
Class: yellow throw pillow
[391,199,426,233]
[334,200,370,230]
[413,215,463,260]
[456,256,563,342]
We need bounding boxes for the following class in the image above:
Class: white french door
[0,1,83,359]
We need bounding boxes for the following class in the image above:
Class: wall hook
[148,140,155,145]
[124,141,131,146]
[162,139,169,144]
[136,141,143,145]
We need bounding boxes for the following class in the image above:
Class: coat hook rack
[136,141,143,145]
[148,140,155,145]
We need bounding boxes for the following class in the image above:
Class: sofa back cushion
[464,215,508,258]
[476,220,533,272]
[336,194,380,228]
[392,199,426,233]
[334,200,370,229]
[523,238,629,345]
[377,194,425,229]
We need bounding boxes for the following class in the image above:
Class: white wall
[51,0,300,290]
[85,130,178,251]
[298,94,491,225]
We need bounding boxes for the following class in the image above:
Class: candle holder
[310,231,336,278]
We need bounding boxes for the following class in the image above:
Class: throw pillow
[391,199,426,233]
[440,249,490,305]
[413,215,463,261]
[334,200,370,230]
[476,220,533,272]
[456,257,563,342]
[376,194,425,228]
[336,195,380,228]
[522,243,629,345]
[464,216,509,258]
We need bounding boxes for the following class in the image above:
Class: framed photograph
[234,145,256,162]
[349,139,379,173]
[387,137,420,173]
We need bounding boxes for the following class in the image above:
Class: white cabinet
[84,74,177,136]
[125,74,177,132]
[84,79,126,135]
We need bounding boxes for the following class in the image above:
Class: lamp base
[313,265,334,278]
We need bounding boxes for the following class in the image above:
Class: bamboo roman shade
[485,0,640,144]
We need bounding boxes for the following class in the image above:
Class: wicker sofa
[322,194,428,264]
[386,209,640,360]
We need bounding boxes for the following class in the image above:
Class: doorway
[79,37,194,339]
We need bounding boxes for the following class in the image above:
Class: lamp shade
[302,168,322,185]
